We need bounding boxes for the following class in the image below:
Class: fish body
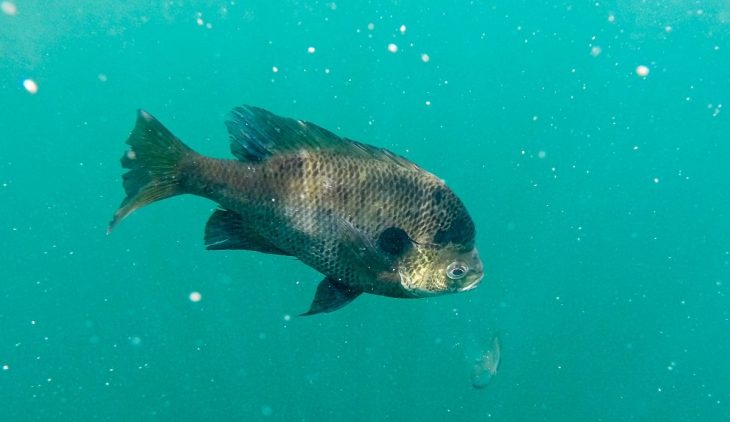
[109,106,483,314]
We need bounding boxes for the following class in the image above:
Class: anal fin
[301,277,362,316]
[204,208,288,255]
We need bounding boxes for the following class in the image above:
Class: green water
[1,1,729,420]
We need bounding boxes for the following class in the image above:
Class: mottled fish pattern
[109,106,483,315]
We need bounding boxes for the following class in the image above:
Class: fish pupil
[377,227,412,257]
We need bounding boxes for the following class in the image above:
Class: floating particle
[590,46,602,57]
[261,405,273,417]
[607,13,615,23]
[1,1,17,16]
[367,22,375,31]
[420,53,430,63]
[98,73,108,82]
[2,364,8,371]
[189,291,202,302]
[653,177,659,184]
[636,65,650,77]
[538,150,546,159]
[425,100,431,106]
[23,79,38,94]
[471,333,501,389]
[665,25,672,33]
[399,24,406,34]
[307,46,316,54]
[387,43,398,53]
[272,66,279,73]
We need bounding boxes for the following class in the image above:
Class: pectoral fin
[301,277,362,316]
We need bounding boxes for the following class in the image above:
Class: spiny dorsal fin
[225,105,424,171]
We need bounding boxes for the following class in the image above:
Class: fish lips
[457,273,483,292]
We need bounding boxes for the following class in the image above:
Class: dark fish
[109,106,484,315]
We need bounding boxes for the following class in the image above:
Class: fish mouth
[457,273,483,292]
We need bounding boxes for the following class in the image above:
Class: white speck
[532,115,539,121]
[420,53,430,63]
[607,13,615,23]
[590,46,602,57]
[189,291,202,302]
[387,43,398,53]
[98,73,108,82]
[126,150,137,160]
[272,66,279,73]
[196,17,204,26]
[367,22,375,31]
[23,79,38,95]
[399,24,406,34]
[324,68,330,74]
[1,1,17,16]
[665,25,672,33]
[538,150,546,159]
[283,314,291,321]
[653,177,659,184]
[307,46,316,54]
[633,145,639,151]
[31,320,36,325]
[636,65,650,77]
[425,100,431,106]
[2,364,8,371]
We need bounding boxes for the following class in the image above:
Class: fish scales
[109,105,484,315]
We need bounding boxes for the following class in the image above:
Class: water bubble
[189,291,202,302]
[23,79,38,94]
[635,65,650,77]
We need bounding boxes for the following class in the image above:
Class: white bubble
[23,79,38,94]
[387,43,398,53]
[367,22,375,31]
[1,1,17,16]
[189,291,202,302]
[538,150,546,159]
[420,53,430,63]
[425,100,431,106]
[307,46,316,54]
[399,24,406,34]
[636,65,650,77]
[590,46,602,57]
[272,66,279,73]
[653,177,659,184]
[2,364,8,371]
[283,314,291,321]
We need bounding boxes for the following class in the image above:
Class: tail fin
[108,110,195,233]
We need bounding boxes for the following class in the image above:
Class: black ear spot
[377,227,413,257]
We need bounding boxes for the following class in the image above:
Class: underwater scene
[1,1,729,421]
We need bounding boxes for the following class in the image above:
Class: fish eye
[446,262,469,280]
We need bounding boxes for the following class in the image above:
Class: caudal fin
[108,110,195,233]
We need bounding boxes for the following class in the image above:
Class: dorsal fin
[225,105,424,171]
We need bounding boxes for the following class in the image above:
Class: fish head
[398,244,484,296]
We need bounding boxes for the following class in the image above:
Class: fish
[108,105,484,315]
[470,333,501,389]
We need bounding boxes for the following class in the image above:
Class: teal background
[1,1,729,420]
